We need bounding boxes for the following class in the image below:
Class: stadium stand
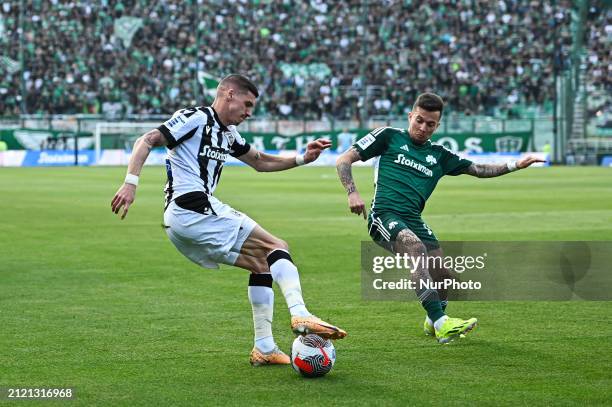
[0,0,608,120]
[585,1,611,125]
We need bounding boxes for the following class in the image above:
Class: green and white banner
[114,17,143,48]
[0,56,20,74]
[0,128,93,150]
[1,128,532,153]
[431,132,532,153]
[197,72,220,99]
[237,130,532,153]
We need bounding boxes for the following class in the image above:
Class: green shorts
[368,211,440,251]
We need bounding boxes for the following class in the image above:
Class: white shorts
[163,195,257,269]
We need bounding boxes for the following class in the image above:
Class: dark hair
[413,93,444,117]
[220,74,259,98]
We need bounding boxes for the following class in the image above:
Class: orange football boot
[291,315,347,339]
[249,346,291,366]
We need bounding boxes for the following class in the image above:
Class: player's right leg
[238,225,347,340]
[227,255,289,366]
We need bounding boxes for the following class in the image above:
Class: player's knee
[268,237,289,252]
[402,242,426,257]
[277,239,289,251]
[249,258,270,274]
[395,233,426,255]
[254,233,289,255]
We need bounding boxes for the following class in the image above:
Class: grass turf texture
[1,166,611,406]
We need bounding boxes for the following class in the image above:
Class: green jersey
[355,127,472,218]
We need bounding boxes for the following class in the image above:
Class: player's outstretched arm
[336,147,367,219]
[111,129,167,219]
[238,138,331,172]
[461,155,545,178]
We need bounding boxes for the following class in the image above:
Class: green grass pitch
[1,165,611,405]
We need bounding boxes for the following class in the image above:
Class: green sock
[418,288,445,322]
[423,300,445,322]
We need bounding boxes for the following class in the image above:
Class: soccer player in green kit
[336,93,544,343]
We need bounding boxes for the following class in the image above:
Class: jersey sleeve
[157,108,203,149]
[353,127,391,161]
[228,126,251,157]
[440,147,473,176]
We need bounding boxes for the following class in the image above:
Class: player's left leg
[370,213,447,336]
[393,229,447,329]
[423,247,453,336]
[394,228,477,343]
[399,218,452,335]
[217,251,289,366]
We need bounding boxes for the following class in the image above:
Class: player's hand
[517,155,546,169]
[348,191,367,220]
[304,138,332,164]
[111,183,136,220]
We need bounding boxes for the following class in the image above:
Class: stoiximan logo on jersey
[393,154,433,176]
[200,145,228,161]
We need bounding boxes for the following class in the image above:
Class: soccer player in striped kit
[112,74,346,365]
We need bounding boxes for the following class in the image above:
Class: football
[291,334,336,378]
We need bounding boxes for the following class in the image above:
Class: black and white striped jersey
[157,106,251,207]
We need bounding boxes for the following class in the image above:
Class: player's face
[408,107,441,144]
[226,89,257,125]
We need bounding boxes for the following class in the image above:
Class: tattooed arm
[461,155,545,178]
[461,162,512,178]
[336,147,368,219]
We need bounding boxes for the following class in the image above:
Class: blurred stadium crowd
[0,0,609,120]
